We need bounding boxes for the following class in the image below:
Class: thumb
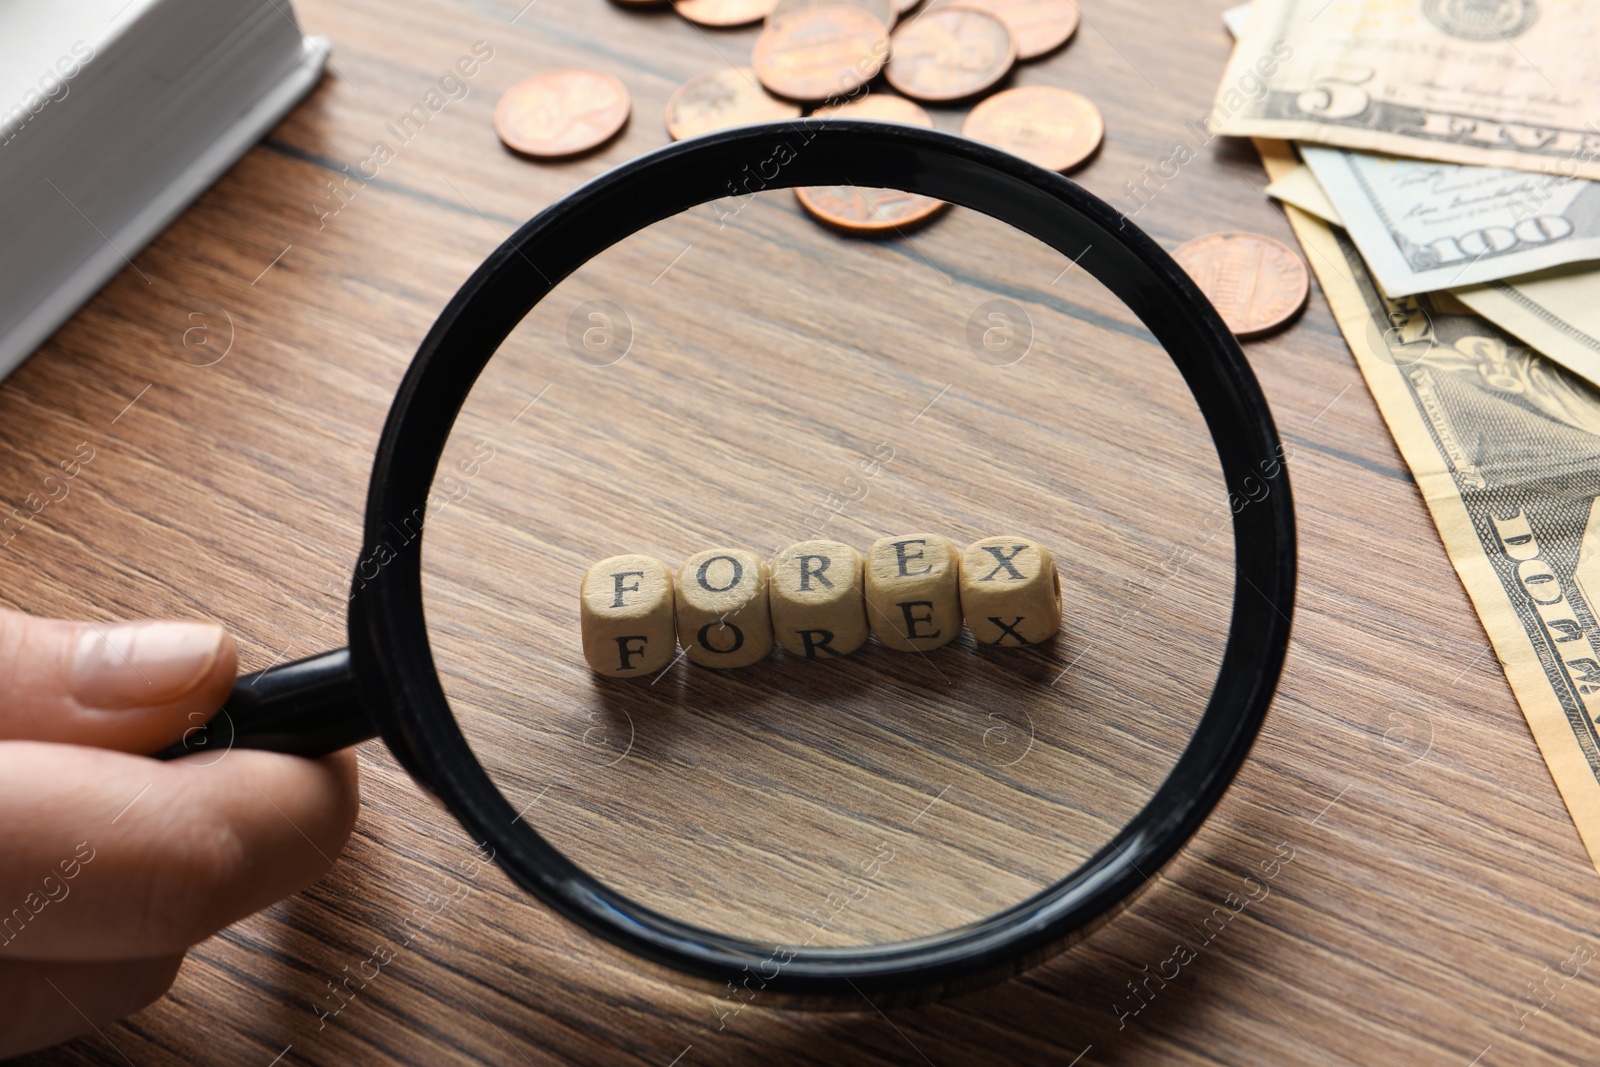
[0,607,237,753]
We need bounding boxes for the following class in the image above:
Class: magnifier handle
[150,648,378,761]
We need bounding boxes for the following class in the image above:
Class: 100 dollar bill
[1301,145,1600,297]
[1255,149,1600,392]
[1260,139,1600,875]
[1223,0,1600,180]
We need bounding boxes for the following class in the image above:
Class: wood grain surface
[7,0,1600,1064]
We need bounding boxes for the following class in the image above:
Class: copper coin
[769,0,895,29]
[799,92,944,232]
[813,92,932,124]
[885,7,1017,102]
[675,0,777,26]
[1171,232,1310,340]
[796,185,947,232]
[752,5,890,103]
[962,86,1103,172]
[494,69,631,159]
[933,0,1077,58]
[664,68,802,140]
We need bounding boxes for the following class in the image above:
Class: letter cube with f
[770,539,869,659]
[677,548,773,668]
[580,554,677,677]
[865,534,962,651]
[959,536,1062,645]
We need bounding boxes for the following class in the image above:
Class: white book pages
[1,0,140,126]
[0,0,325,378]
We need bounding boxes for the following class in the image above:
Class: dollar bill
[1220,0,1600,181]
[1264,161,1342,226]
[1453,266,1600,390]
[1221,1,1253,39]
[1259,138,1600,875]
[1299,145,1600,297]
[1260,144,1600,391]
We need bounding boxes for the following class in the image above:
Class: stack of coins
[493,0,1108,236]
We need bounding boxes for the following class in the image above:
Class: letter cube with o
[865,534,962,651]
[770,539,868,659]
[580,554,677,677]
[677,548,773,668]
[959,536,1062,645]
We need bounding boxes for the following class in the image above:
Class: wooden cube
[676,548,773,669]
[959,536,1062,645]
[770,540,868,659]
[865,533,962,651]
[580,554,677,677]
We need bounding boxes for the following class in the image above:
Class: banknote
[1300,145,1600,297]
[1221,1,1252,39]
[1263,162,1341,226]
[1220,0,1600,181]
[1259,138,1600,876]
[1453,267,1600,390]
[1259,143,1600,390]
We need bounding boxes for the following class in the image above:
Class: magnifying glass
[154,120,1295,1004]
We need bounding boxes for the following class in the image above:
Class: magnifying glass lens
[417,184,1235,950]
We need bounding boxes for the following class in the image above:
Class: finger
[0,743,359,961]
[0,607,238,753]
[0,954,184,1058]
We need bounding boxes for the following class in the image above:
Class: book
[0,0,327,379]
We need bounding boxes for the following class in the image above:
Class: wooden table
[11,0,1600,1063]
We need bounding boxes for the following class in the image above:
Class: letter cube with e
[865,534,962,651]
[959,536,1062,645]
[580,554,677,677]
[677,548,773,668]
[770,539,868,659]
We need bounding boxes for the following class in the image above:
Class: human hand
[0,607,360,1057]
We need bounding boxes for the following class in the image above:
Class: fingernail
[71,622,225,710]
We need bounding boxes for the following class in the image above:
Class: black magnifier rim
[347,120,1296,999]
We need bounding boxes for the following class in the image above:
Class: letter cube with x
[958,536,1062,645]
